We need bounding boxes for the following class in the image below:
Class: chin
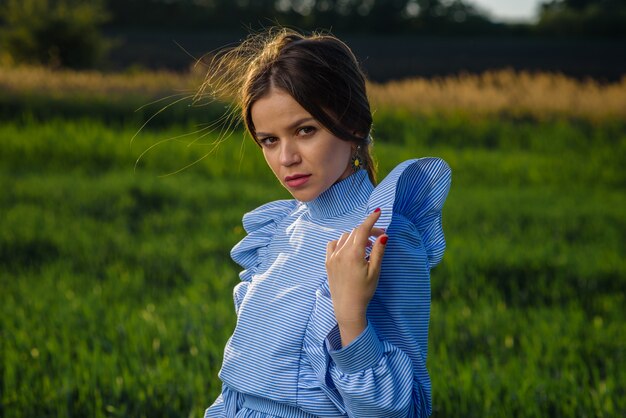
[287,188,321,202]
[290,192,317,202]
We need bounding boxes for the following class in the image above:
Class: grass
[1,66,625,125]
[1,112,624,417]
[368,70,626,122]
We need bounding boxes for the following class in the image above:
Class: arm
[325,322,418,418]
[203,394,225,418]
[325,209,432,417]
[233,281,249,315]
[325,208,386,347]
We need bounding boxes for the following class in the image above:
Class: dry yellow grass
[0,66,198,98]
[1,66,624,121]
[368,69,626,122]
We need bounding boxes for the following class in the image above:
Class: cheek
[262,150,280,176]
[325,142,351,167]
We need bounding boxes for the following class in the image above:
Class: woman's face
[251,88,354,202]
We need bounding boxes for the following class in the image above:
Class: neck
[305,169,373,219]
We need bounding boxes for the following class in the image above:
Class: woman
[201,28,451,418]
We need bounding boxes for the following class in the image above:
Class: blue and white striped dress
[205,158,452,418]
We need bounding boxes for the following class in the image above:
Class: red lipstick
[285,174,311,187]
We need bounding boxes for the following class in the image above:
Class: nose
[279,139,301,166]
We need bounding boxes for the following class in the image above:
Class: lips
[285,173,310,181]
[285,174,311,188]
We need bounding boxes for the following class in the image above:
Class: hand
[325,208,388,346]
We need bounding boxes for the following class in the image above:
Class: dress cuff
[325,322,384,374]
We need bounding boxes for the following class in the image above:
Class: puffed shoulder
[230,199,299,282]
[367,157,452,269]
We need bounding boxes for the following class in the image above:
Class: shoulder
[368,157,452,268]
[388,157,451,214]
[240,199,301,233]
[369,157,451,212]
[377,157,450,198]
[230,199,300,278]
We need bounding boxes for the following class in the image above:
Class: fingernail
[380,236,388,245]
[374,207,381,213]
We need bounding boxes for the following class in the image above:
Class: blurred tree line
[537,0,626,36]
[102,0,626,36]
[103,0,503,35]
[1,0,625,69]
[0,0,110,68]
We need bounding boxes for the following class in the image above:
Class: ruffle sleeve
[206,200,298,418]
[302,157,452,417]
[366,157,452,269]
[229,199,298,314]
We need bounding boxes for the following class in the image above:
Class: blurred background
[1,1,624,417]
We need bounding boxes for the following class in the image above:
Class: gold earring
[351,145,363,172]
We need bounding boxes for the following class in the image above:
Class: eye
[258,137,278,147]
[297,126,316,136]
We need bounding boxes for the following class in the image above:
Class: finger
[336,231,351,250]
[365,228,385,247]
[370,227,386,237]
[325,240,337,263]
[355,208,382,244]
[365,227,385,249]
[368,234,388,281]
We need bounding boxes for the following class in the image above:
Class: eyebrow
[255,117,316,137]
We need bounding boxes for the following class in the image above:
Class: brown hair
[196,27,377,184]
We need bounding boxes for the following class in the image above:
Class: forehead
[251,88,312,131]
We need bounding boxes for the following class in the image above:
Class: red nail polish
[380,236,388,245]
[374,207,381,213]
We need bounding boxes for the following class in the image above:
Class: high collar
[304,169,374,220]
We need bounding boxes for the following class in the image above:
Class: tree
[537,0,626,36]
[0,0,111,68]
[100,0,498,34]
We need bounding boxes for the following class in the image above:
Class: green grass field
[1,112,625,417]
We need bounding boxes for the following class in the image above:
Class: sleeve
[203,385,245,418]
[304,158,452,418]
[203,394,224,418]
[203,200,298,418]
[229,199,298,314]
[325,322,415,417]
